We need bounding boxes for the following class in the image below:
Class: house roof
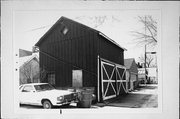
[124,58,138,74]
[19,54,39,67]
[35,16,126,51]
[124,58,134,69]
[19,49,32,57]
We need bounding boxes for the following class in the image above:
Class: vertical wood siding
[37,17,124,101]
[98,35,124,65]
[39,18,98,88]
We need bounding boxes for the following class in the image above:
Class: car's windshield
[34,84,55,91]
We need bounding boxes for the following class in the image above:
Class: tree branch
[131,15,157,47]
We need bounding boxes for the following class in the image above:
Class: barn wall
[97,35,125,101]
[37,17,126,102]
[98,35,124,65]
[38,18,98,88]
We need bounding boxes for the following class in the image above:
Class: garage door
[116,64,128,95]
[101,59,127,100]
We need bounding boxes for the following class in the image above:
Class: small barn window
[62,27,69,35]
[47,73,55,85]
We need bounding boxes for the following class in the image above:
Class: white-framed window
[22,85,34,92]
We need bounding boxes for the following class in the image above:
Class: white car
[19,83,78,109]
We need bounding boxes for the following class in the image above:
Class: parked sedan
[19,83,78,109]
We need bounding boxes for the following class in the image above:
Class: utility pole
[145,45,147,85]
[144,16,147,85]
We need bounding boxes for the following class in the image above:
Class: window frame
[22,85,35,92]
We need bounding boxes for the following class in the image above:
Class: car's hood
[38,89,74,96]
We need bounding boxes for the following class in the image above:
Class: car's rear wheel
[42,100,52,109]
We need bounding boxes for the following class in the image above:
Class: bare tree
[75,16,107,28]
[91,16,107,28]
[75,15,121,29]
[132,16,157,48]
[20,64,48,84]
[20,58,40,84]
[20,62,33,83]
[139,54,156,68]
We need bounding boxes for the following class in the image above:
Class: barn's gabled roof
[35,16,126,51]
[35,17,63,47]
[99,32,127,51]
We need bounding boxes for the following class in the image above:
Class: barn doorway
[72,70,83,88]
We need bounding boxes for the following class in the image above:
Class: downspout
[97,32,100,102]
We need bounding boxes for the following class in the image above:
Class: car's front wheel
[42,100,52,109]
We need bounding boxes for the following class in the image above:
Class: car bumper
[56,100,78,105]
[56,99,78,105]
[56,94,78,105]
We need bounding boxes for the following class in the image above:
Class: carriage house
[35,16,127,102]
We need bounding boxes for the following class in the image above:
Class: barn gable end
[35,16,126,102]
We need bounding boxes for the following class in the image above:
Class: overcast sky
[14,10,159,61]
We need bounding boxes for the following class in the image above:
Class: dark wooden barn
[35,16,128,102]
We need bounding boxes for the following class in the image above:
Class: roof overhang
[99,32,127,51]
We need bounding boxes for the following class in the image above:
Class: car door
[20,85,36,105]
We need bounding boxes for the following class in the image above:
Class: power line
[39,50,97,76]
[26,24,52,32]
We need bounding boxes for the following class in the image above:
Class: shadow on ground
[20,103,99,109]
[137,85,157,90]
[95,94,153,108]
[95,84,158,108]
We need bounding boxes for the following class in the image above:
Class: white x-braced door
[101,59,127,100]
[101,61,117,100]
[116,65,128,95]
